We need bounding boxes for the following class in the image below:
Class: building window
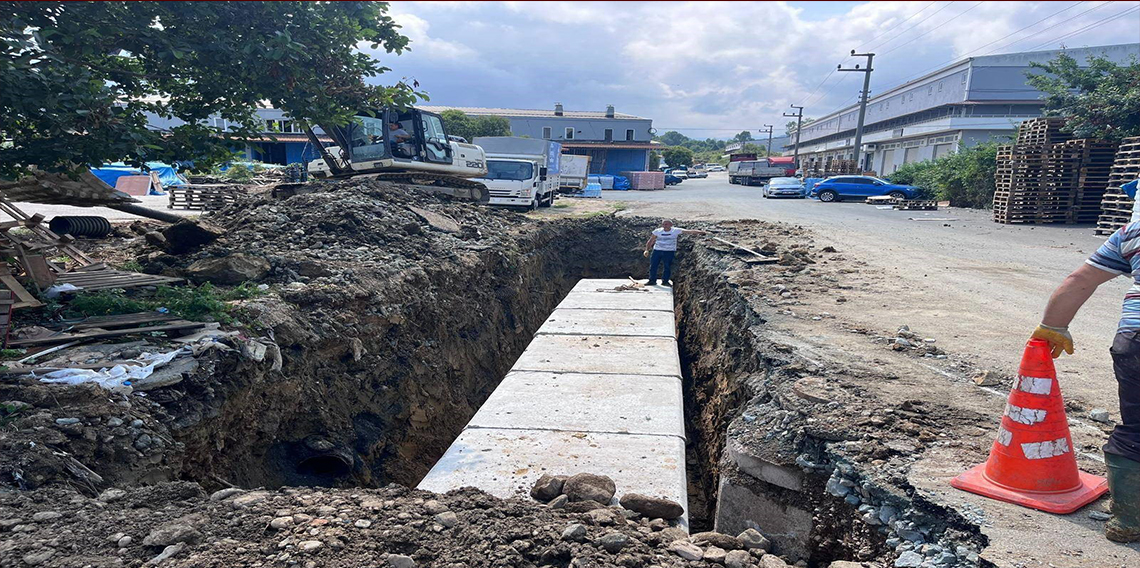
[565,127,574,140]
[626,129,635,141]
[542,126,552,139]
[938,81,943,92]
[604,128,613,142]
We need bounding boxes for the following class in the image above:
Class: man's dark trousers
[648,250,675,285]
[1109,331,1140,462]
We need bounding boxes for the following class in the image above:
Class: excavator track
[337,172,489,203]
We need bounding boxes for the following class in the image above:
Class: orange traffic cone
[951,338,1108,513]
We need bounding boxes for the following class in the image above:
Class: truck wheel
[818,189,839,203]
[539,193,553,208]
[888,191,907,200]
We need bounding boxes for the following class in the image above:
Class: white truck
[728,160,786,186]
[472,137,561,209]
[559,154,590,193]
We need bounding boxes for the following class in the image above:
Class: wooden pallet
[53,265,184,292]
[1095,137,1140,234]
[168,185,240,211]
[895,200,938,211]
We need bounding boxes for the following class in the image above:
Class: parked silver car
[761,176,806,198]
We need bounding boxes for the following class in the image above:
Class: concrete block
[714,462,813,562]
[537,308,675,338]
[513,334,682,378]
[468,371,685,438]
[727,436,805,492]
[417,427,688,527]
[557,290,674,312]
[571,279,673,294]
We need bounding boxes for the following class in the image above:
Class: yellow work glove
[1032,324,1074,358]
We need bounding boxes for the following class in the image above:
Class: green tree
[0,1,419,179]
[887,142,998,208]
[661,146,694,168]
[737,143,769,157]
[648,150,661,170]
[657,130,689,147]
[732,131,754,144]
[1026,53,1140,140]
[438,109,510,142]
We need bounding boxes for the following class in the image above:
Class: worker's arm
[1033,263,1119,357]
[644,235,657,257]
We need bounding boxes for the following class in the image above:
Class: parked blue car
[809,175,919,202]
[665,173,684,186]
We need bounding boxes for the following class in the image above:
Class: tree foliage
[0,1,419,179]
[888,142,998,208]
[438,109,511,142]
[732,131,753,143]
[1026,53,1140,141]
[661,146,694,168]
[648,150,661,170]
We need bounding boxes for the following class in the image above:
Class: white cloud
[373,1,1140,139]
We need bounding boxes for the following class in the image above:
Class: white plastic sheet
[35,348,186,389]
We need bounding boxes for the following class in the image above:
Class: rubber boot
[1105,452,1140,543]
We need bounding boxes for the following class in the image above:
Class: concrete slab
[715,462,813,562]
[537,308,675,338]
[513,334,682,378]
[557,290,674,312]
[571,279,673,294]
[418,427,688,523]
[468,371,685,438]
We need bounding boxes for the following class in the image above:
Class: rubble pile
[0,482,808,568]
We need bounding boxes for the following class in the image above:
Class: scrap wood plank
[7,319,206,347]
[54,269,183,291]
[50,312,179,331]
[709,236,779,264]
[0,197,94,267]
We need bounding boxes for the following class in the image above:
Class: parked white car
[705,164,726,172]
[761,176,806,198]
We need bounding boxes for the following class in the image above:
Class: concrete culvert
[48,215,112,238]
[296,453,352,480]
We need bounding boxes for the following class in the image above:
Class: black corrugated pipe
[48,216,113,238]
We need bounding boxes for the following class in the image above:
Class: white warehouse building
[786,43,1140,175]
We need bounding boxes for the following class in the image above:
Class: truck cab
[307,108,487,180]
[472,137,561,210]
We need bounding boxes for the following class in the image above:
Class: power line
[1025,4,1140,51]
[854,1,941,51]
[869,1,1101,96]
[880,1,986,57]
[864,1,956,53]
[982,0,1115,55]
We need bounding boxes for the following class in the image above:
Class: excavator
[304,107,490,202]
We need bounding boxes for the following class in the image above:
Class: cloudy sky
[364,1,1140,139]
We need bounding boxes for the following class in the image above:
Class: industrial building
[421,104,661,175]
[785,43,1140,175]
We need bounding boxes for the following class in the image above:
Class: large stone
[161,220,223,254]
[561,523,587,542]
[563,473,616,504]
[186,253,270,285]
[828,562,865,568]
[726,550,753,568]
[595,531,632,553]
[668,540,704,561]
[142,515,204,547]
[408,206,460,233]
[387,555,415,568]
[894,551,923,568]
[760,555,789,568]
[692,531,743,550]
[530,474,566,502]
[705,546,728,563]
[619,493,684,519]
[738,528,771,551]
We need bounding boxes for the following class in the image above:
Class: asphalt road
[606,172,1128,420]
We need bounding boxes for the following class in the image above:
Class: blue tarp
[90,162,186,195]
[611,175,631,191]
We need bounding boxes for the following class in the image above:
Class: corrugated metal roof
[561,141,661,150]
[420,105,647,120]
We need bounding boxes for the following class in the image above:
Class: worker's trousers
[648,250,675,284]
[1108,331,1140,463]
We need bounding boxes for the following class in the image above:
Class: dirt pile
[0,482,794,568]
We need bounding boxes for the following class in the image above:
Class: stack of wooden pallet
[998,117,1121,223]
[1095,137,1140,235]
[1067,139,1120,224]
[168,184,240,211]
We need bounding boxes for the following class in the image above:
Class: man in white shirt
[643,219,707,286]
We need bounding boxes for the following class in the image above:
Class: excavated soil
[0,182,1001,567]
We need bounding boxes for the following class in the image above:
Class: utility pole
[838,50,874,172]
[783,105,804,169]
[761,124,774,159]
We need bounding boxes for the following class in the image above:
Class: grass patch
[0,348,26,360]
[63,282,266,325]
[118,259,144,272]
[552,202,571,209]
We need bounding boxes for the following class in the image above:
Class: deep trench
[168,217,921,565]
